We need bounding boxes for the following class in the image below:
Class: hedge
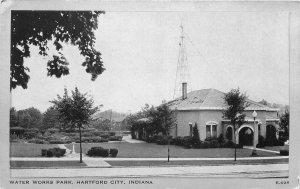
[280,150,289,156]
[42,148,66,157]
[108,136,123,141]
[87,147,109,157]
[110,148,118,157]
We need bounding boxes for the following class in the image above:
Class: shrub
[275,139,285,146]
[209,139,220,148]
[87,147,109,157]
[109,132,116,136]
[257,135,265,148]
[23,131,38,139]
[205,137,218,142]
[146,136,156,143]
[108,136,123,141]
[109,148,118,157]
[192,124,201,146]
[49,139,65,144]
[217,134,224,144]
[280,150,289,156]
[45,148,66,157]
[28,138,45,144]
[156,136,167,145]
[41,149,47,156]
[183,136,193,148]
[200,141,210,148]
[82,132,94,137]
[223,140,235,148]
[236,143,243,148]
[173,136,184,146]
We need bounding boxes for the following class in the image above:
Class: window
[206,125,210,138]
[206,122,217,138]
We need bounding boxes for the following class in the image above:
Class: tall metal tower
[173,24,192,99]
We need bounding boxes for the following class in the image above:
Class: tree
[10,107,18,128]
[42,106,61,131]
[17,107,43,129]
[192,123,201,146]
[51,87,99,163]
[90,119,111,131]
[223,88,249,161]
[11,11,105,90]
[155,104,176,136]
[279,108,289,140]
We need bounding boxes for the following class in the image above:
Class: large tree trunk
[79,124,83,163]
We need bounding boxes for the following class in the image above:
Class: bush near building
[145,134,244,149]
[86,147,119,157]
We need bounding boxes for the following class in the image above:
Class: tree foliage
[279,108,289,138]
[11,11,105,90]
[51,87,99,162]
[15,107,43,129]
[42,106,61,130]
[129,103,176,137]
[10,107,18,128]
[90,119,111,131]
[51,87,99,128]
[223,88,249,129]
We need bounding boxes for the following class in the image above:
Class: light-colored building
[167,85,279,146]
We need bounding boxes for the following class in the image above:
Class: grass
[10,161,87,168]
[261,145,289,151]
[65,142,278,158]
[106,158,289,167]
[10,143,60,157]
[10,141,281,158]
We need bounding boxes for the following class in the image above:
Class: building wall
[174,111,200,137]
[199,110,223,140]
[172,109,279,145]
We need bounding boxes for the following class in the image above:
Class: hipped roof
[167,88,278,112]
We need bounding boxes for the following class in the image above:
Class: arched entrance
[225,126,233,141]
[238,126,253,146]
[266,125,276,139]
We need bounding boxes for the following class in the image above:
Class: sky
[11,11,290,114]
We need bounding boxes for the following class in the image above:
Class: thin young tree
[51,87,99,163]
[223,88,249,161]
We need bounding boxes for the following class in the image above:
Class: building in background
[167,85,279,146]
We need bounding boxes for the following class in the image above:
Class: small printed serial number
[276,181,289,185]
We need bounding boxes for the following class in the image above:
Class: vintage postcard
[0,0,299,189]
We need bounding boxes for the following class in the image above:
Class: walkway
[10,156,288,161]
[122,135,146,143]
[243,146,280,154]
[10,163,288,178]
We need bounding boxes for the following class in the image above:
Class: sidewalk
[10,156,289,161]
[10,163,288,178]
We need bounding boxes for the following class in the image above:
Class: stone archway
[238,126,254,146]
[225,126,233,141]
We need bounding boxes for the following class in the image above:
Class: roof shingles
[167,88,278,111]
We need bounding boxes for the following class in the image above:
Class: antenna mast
[173,24,192,99]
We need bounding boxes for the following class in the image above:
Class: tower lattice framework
[173,25,192,99]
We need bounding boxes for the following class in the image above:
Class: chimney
[182,82,187,100]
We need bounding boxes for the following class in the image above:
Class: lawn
[10,142,281,158]
[10,161,87,168]
[106,158,288,167]
[261,145,289,152]
[10,143,60,157]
